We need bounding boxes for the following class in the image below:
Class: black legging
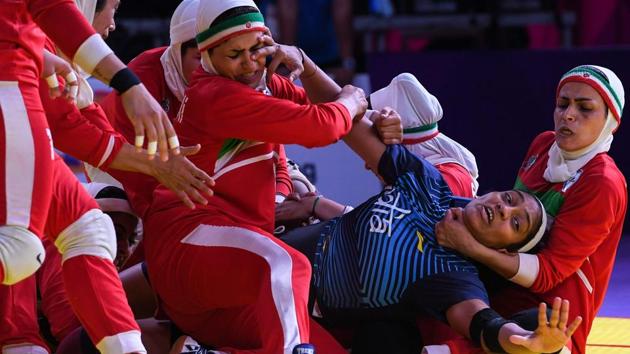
[279,220,331,265]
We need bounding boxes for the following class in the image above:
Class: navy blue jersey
[316,145,487,319]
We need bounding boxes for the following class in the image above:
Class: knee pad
[0,226,45,285]
[2,344,49,354]
[55,209,116,262]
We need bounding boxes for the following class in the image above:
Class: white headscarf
[370,73,480,195]
[195,0,265,74]
[544,65,625,182]
[160,0,199,102]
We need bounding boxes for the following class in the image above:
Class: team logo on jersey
[522,155,537,171]
[416,231,424,252]
[562,169,583,193]
[369,187,411,237]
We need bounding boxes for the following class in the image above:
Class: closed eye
[513,216,520,232]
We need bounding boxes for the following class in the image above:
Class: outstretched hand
[372,107,403,144]
[150,144,215,209]
[509,297,582,353]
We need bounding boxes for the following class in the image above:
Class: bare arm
[445,298,580,354]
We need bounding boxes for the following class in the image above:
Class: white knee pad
[55,209,117,262]
[0,226,45,285]
[2,343,49,354]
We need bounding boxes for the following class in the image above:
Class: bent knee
[0,226,45,285]
[55,209,116,262]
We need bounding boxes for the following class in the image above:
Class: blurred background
[83,0,630,220]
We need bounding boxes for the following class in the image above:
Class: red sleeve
[28,0,95,59]
[268,74,310,105]
[42,79,124,168]
[435,163,475,198]
[531,173,627,292]
[185,77,351,148]
[274,144,293,198]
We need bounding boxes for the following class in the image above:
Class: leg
[0,276,49,354]
[0,81,53,284]
[146,223,312,354]
[46,158,144,353]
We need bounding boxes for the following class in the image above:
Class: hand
[435,208,483,257]
[275,195,316,222]
[251,34,304,83]
[373,107,403,144]
[337,85,368,122]
[42,49,79,102]
[120,84,180,161]
[510,298,582,353]
[150,144,215,209]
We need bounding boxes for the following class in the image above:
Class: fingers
[450,207,464,220]
[566,316,582,337]
[176,191,195,210]
[549,297,562,328]
[538,302,548,328]
[179,144,202,156]
[508,334,531,346]
[558,299,570,330]
[45,74,61,98]
[63,71,79,101]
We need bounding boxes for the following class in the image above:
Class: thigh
[45,157,99,239]
[0,81,53,236]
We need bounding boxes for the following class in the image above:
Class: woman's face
[554,82,608,152]
[93,0,120,39]
[209,31,266,88]
[181,46,201,84]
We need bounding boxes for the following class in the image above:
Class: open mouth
[238,70,262,85]
[558,127,573,136]
[483,205,494,224]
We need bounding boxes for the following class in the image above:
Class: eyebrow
[515,190,532,234]
[558,96,595,102]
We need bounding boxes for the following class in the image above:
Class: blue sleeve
[410,271,489,323]
[377,145,444,186]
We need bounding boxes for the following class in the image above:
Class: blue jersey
[316,145,488,320]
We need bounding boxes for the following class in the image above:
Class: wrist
[298,48,318,79]
[310,195,322,217]
[111,68,141,95]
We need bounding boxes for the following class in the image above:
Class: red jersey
[494,131,627,353]
[0,0,95,85]
[148,70,351,234]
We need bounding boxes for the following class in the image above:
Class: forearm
[312,196,348,221]
[107,144,153,175]
[467,242,520,279]
[299,52,342,104]
[342,118,386,172]
[89,53,128,85]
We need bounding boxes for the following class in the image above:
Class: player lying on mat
[280,109,581,354]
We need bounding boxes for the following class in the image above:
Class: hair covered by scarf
[160,0,199,102]
[544,65,625,182]
[370,73,480,195]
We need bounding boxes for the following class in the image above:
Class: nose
[495,203,515,220]
[242,53,257,71]
[561,104,577,122]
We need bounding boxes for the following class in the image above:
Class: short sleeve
[377,145,445,187]
[410,271,489,323]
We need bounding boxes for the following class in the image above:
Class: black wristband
[470,307,502,346]
[483,317,513,354]
[110,67,141,95]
